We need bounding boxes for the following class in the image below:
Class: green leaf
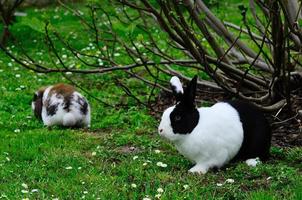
[112,21,143,38]
[153,56,161,65]
[19,17,46,33]
[136,34,144,42]
[299,19,302,27]
[199,12,206,20]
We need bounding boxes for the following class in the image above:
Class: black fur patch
[33,92,43,120]
[170,103,199,134]
[227,100,271,161]
[46,103,59,116]
[77,97,88,115]
[81,101,88,115]
[62,94,73,112]
[170,85,183,102]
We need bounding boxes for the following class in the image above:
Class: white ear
[170,76,184,94]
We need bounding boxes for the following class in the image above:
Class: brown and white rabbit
[32,83,90,128]
[158,76,271,174]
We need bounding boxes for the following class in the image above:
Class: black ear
[33,91,43,120]
[182,75,198,107]
[33,93,38,102]
[171,86,183,102]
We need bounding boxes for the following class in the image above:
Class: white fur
[63,113,76,126]
[39,86,91,127]
[170,76,184,94]
[158,102,243,174]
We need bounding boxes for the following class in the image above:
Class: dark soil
[152,87,302,148]
[269,91,302,147]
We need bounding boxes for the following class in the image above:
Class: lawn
[0,1,301,200]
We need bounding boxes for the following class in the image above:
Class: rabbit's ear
[33,91,43,120]
[183,75,198,107]
[170,76,184,101]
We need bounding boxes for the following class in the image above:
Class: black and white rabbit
[32,83,91,128]
[158,76,271,174]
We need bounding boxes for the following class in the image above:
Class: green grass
[0,1,301,199]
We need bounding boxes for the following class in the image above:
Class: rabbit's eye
[175,115,181,121]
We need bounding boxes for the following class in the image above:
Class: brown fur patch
[47,83,75,112]
[49,83,75,97]
[37,86,47,94]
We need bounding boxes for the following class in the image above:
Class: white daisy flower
[14,129,20,133]
[156,162,167,168]
[183,184,189,189]
[225,179,234,183]
[245,158,260,167]
[22,183,28,189]
[65,166,72,170]
[157,188,164,193]
[154,150,161,154]
[31,189,39,193]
